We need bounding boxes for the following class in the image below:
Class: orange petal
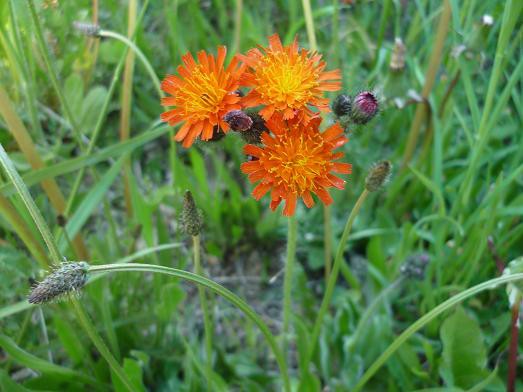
[252,183,272,200]
[283,194,297,216]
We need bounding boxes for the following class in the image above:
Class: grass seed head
[28,262,89,304]
[73,21,101,37]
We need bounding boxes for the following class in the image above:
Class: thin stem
[301,189,369,377]
[193,235,214,390]
[301,0,317,51]
[352,273,523,392]
[282,215,298,354]
[25,0,83,146]
[64,0,151,217]
[324,205,332,281]
[231,0,243,55]
[99,30,163,98]
[71,299,135,392]
[88,263,291,392]
[401,0,451,168]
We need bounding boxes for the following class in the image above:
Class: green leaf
[58,156,125,251]
[154,282,186,321]
[0,369,32,392]
[80,86,108,135]
[112,358,145,392]
[53,316,88,365]
[0,334,96,387]
[439,308,489,389]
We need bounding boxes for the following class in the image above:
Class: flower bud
[365,160,392,192]
[73,21,101,37]
[390,37,406,72]
[223,110,253,132]
[331,94,352,117]
[350,91,379,124]
[239,113,267,145]
[400,254,429,280]
[28,262,89,304]
[181,191,203,237]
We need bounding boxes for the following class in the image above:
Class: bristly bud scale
[73,21,101,37]
[181,191,203,237]
[28,262,89,304]
[365,160,393,192]
[223,110,254,132]
[331,94,352,117]
[350,91,379,125]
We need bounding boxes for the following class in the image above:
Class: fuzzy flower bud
[28,262,89,304]
[351,91,379,124]
[223,110,253,132]
[331,94,352,117]
[390,37,406,72]
[400,254,430,280]
[73,21,101,37]
[239,113,268,145]
[365,160,392,192]
[181,191,203,237]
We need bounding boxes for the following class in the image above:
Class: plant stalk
[282,215,298,354]
[193,234,214,390]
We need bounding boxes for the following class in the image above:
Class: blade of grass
[0,85,89,259]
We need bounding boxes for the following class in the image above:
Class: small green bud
[181,191,204,237]
[365,160,393,192]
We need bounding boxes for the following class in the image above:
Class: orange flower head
[160,46,244,148]
[241,116,352,216]
[237,34,341,123]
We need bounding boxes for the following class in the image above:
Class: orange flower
[241,116,352,216]
[237,34,341,123]
[160,46,244,148]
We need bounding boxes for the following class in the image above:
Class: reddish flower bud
[351,91,379,124]
[223,110,254,132]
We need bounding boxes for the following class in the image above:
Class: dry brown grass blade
[0,86,89,260]
[120,0,138,219]
[0,193,50,266]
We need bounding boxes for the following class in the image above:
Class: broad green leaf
[113,358,145,392]
[155,282,186,321]
[439,308,489,389]
[0,369,32,392]
[80,86,108,135]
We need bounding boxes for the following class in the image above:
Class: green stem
[353,272,523,391]
[64,0,151,217]
[99,29,163,98]
[193,235,213,390]
[401,0,451,168]
[88,263,291,392]
[71,300,135,392]
[301,0,317,51]
[301,189,369,378]
[25,0,83,146]
[282,215,298,353]
[324,205,333,282]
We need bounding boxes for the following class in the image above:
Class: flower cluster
[160,34,354,216]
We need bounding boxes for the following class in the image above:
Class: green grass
[0,0,522,391]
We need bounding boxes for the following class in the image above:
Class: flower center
[265,133,328,193]
[179,66,228,119]
[256,53,319,108]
